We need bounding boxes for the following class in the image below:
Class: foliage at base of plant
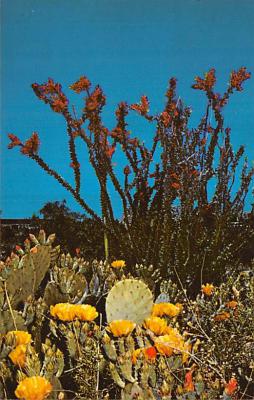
[0,230,253,399]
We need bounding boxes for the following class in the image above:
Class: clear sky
[1,0,254,218]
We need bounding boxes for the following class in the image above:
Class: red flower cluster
[69,76,91,93]
[85,86,106,112]
[230,67,251,91]
[130,95,149,115]
[21,132,40,155]
[225,377,237,395]
[8,134,22,149]
[192,68,216,91]
[32,78,68,114]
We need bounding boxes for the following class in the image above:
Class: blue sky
[1,0,254,218]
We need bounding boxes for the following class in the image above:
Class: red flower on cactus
[184,370,194,392]
[225,377,237,395]
[105,144,116,159]
[230,67,251,91]
[192,68,216,91]
[21,133,40,155]
[8,134,22,149]
[130,95,149,115]
[70,76,91,93]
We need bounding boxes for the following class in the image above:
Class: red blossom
[144,346,157,361]
[230,67,251,91]
[21,132,40,155]
[130,95,149,115]
[8,134,22,149]
[192,68,216,91]
[161,111,171,127]
[184,371,194,392]
[70,76,91,93]
[225,377,237,395]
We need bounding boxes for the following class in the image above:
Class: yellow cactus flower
[201,283,214,296]
[15,376,52,400]
[9,344,27,367]
[50,303,76,321]
[152,302,182,318]
[154,335,174,356]
[74,304,98,321]
[50,303,98,322]
[7,331,31,346]
[108,320,136,336]
[111,260,126,269]
[155,327,186,357]
[143,317,168,335]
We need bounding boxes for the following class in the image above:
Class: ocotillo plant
[8,68,254,289]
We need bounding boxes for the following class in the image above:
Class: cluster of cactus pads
[0,230,253,399]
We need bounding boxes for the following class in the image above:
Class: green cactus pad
[106,279,153,324]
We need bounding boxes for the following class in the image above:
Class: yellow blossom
[143,317,168,335]
[9,344,27,367]
[73,304,98,321]
[7,331,31,346]
[15,376,52,400]
[108,320,136,336]
[152,302,182,318]
[201,283,214,296]
[50,303,98,322]
[111,260,126,269]
[154,327,186,357]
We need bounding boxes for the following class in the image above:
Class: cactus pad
[106,279,153,325]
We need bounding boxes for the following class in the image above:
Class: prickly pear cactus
[0,231,59,307]
[106,279,153,324]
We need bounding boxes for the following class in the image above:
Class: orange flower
[70,76,91,93]
[7,331,31,346]
[154,335,174,357]
[8,133,22,149]
[152,302,182,318]
[143,317,168,336]
[74,305,98,321]
[225,377,237,395]
[21,133,40,155]
[50,303,77,321]
[50,303,98,322]
[201,283,214,296]
[230,67,251,91]
[15,376,52,400]
[214,312,230,321]
[184,370,194,392]
[108,320,136,337]
[192,68,216,91]
[9,344,27,367]
[226,300,238,309]
[111,260,126,269]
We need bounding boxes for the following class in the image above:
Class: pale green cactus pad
[106,279,153,324]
